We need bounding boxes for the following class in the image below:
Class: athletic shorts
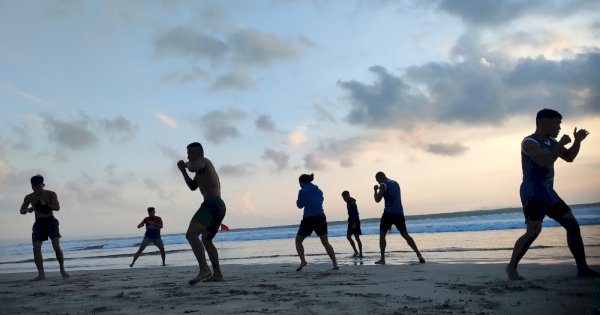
[297,215,328,237]
[347,220,362,236]
[144,229,161,240]
[141,236,164,248]
[380,212,407,234]
[520,185,570,222]
[32,217,61,242]
[192,197,226,241]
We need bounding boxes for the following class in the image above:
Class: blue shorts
[520,184,570,222]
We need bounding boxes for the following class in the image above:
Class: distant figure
[19,175,69,280]
[507,109,599,280]
[177,142,226,283]
[341,191,363,258]
[130,207,166,267]
[295,173,338,271]
[374,171,425,265]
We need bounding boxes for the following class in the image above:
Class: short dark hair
[341,191,350,197]
[375,171,386,179]
[187,142,204,155]
[536,109,562,120]
[30,174,44,187]
[147,207,155,212]
[299,173,314,184]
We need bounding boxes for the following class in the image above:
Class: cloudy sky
[1,0,599,241]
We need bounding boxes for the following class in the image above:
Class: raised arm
[559,127,589,163]
[19,196,33,215]
[177,160,199,191]
[137,219,145,229]
[522,135,571,168]
[374,183,387,203]
[48,191,60,211]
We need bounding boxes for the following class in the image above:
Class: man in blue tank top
[374,171,425,265]
[506,108,599,280]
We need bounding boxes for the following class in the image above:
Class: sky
[1,0,599,241]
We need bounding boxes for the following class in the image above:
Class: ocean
[1,205,599,274]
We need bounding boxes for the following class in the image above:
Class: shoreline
[1,263,599,314]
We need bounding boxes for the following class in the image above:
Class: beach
[1,262,599,314]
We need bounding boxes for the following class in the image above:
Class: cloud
[161,67,209,84]
[261,148,289,171]
[219,163,256,176]
[286,128,307,146]
[143,178,174,200]
[425,142,469,156]
[255,114,276,132]
[190,109,247,144]
[230,28,299,67]
[104,163,118,177]
[338,50,600,129]
[210,72,256,91]
[157,143,181,161]
[99,116,136,141]
[154,26,229,64]
[155,112,178,129]
[64,173,123,206]
[313,104,337,124]
[43,115,98,150]
[435,0,600,26]
[303,153,327,171]
[340,158,354,168]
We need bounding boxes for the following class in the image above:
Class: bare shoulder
[23,192,34,201]
[46,190,58,198]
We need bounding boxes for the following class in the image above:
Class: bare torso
[22,190,59,219]
[193,158,221,199]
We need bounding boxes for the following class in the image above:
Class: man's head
[298,173,314,187]
[375,171,386,183]
[186,142,206,172]
[147,207,156,216]
[536,109,562,138]
[341,190,351,202]
[30,174,45,192]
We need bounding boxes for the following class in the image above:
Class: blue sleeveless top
[383,179,404,214]
[521,134,557,200]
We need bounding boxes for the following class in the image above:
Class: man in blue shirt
[374,172,425,265]
[507,109,599,280]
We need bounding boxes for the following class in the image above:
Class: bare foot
[162,263,166,266]
[129,263,134,268]
[296,262,308,271]
[203,275,225,282]
[332,265,339,270]
[506,265,524,280]
[418,256,426,264]
[188,271,212,285]
[32,274,46,281]
[353,253,359,258]
[578,268,600,278]
[358,254,363,258]
[60,270,70,278]
[375,259,385,265]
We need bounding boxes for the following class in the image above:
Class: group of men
[19,109,599,283]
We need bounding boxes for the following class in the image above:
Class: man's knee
[33,242,42,252]
[563,219,581,237]
[400,232,410,239]
[525,226,542,241]
[346,235,353,241]
[186,230,199,241]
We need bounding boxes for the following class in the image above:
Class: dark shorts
[380,212,407,234]
[32,217,61,243]
[192,197,226,241]
[347,220,362,236]
[522,197,570,222]
[144,229,161,240]
[141,236,164,248]
[298,215,328,237]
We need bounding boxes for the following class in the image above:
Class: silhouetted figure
[341,191,363,258]
[130,207,166,267]
[177,142,227,283]
[295,173,338,271]
[19,175,69,280]
[374,172,425,265]
[506,109,599,280]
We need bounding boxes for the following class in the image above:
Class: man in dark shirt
[342,191,363,258]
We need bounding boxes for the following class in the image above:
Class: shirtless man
[341,191,363,258]
[177,142,226,284]
[506,109,599,280]
[374,171,425,265]
[19,174,69,280]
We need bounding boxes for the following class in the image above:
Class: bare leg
[155,240,166,266]
[130,242,148,267]
[203,239,224,281]
[51,238,69,278]
[375,231,386,265]
[319,235,339,270]
[347,235,358,256]
[355,235,363,258]
[555,213,600,277]
[507,220,541,280]
[186,221,212,284]
[295,235,307,271]
[32,242,45,281]
[401,232,425,263]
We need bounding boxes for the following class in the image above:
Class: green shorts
[192,197,226,241]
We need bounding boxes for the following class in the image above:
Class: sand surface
[1,262,599,314]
